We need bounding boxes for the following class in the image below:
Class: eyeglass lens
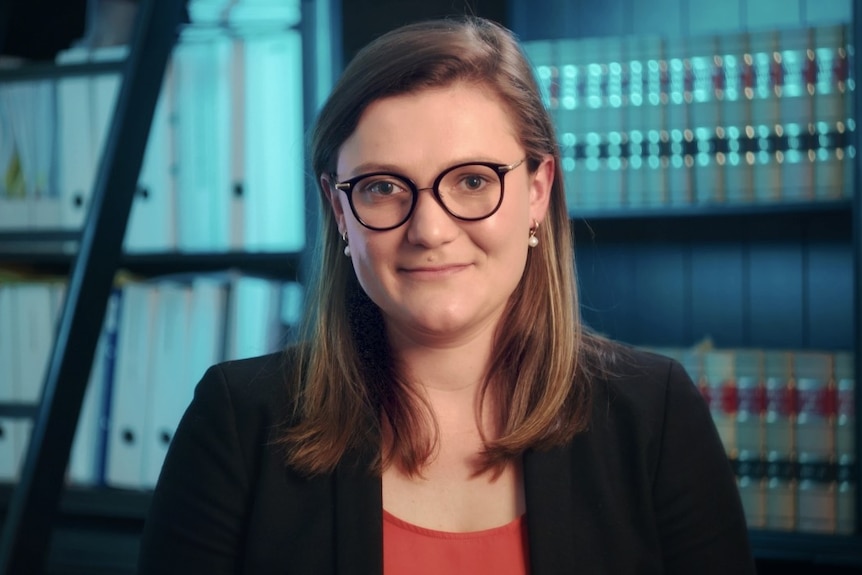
[350,163,503,229]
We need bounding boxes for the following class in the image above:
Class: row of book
[0,22,307,253]
[522,24,856,211]
[556,121,854,210]
[523,24,855,134]
[0,273,302,490]
[647,344,855,534]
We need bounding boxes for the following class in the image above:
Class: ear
[321,175,347,232]
[528,155,554,223]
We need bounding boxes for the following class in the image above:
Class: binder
[225,275,283,361]
[229,38,246,249]
[8,283,55,479]
[89,45,129,210]
[0,80,59,229]
[106,282,159,489]
[187,276,229,380]
[173,30,234,252]
[55,47,96,230]
[125,61,177,252]
[68,288,121,486]
[241,30,306,252]
[12,283,54,404]
[0,284,19,481]
[142,282,193,488]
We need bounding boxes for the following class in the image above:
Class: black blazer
[138,347,756,574]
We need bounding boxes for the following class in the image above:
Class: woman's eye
[461,175,487,190]
[364,181,399,195]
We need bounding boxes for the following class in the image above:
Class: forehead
[337,83,521,176]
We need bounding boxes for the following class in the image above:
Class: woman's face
[325,83,553,347]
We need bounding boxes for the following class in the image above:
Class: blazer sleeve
[138,364,252,574]
[652,359,756,574]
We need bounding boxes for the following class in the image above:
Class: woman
[139,16,755,574]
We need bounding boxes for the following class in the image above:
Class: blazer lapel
[524,445,578,573]
[334,445,383,574]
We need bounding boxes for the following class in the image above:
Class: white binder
[106,282,159,489]
[56,47,97,229]
[0,284,19,481]
[68,288,121,486]
[141,282,193,488]
[125,60,177,253]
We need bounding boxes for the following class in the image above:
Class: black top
[138,345,756,574]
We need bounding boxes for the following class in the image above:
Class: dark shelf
[572,200,853,244]
[0,231,81,243]
[571,199,852,222]
[0,251,303,280]
[0,405,38,420]
[750,529,862,567]
[0,60,125,84]
[118,251,302,279]
[0,485,150,522]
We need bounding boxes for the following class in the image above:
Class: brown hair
[280,15,606,476]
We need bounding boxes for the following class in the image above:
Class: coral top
[383,510,530,575]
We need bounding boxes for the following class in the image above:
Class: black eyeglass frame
[332,158,526,231]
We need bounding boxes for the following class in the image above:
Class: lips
[399,263,471,277]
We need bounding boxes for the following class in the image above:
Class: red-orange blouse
[383,510,530,575]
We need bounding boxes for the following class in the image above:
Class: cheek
[347,233,393,288]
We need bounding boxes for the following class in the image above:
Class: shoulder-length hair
[280,15,603,477]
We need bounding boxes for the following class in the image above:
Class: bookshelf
[511,0,861,569]
[0,0,185,573]
[0,0,331,571]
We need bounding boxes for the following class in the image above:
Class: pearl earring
[342,231,351,257]
[528,219,540,248]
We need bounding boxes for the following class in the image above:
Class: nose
[404,186,459,247]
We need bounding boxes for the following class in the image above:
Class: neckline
[383,509,525,540]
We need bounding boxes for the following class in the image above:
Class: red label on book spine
[721,383,739,414]
[766,386,798,416]
[738,386,766,414]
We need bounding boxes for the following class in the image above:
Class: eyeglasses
[333,158,526,231]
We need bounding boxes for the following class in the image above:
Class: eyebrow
[341,162,405,178]
[339,156,509,180]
